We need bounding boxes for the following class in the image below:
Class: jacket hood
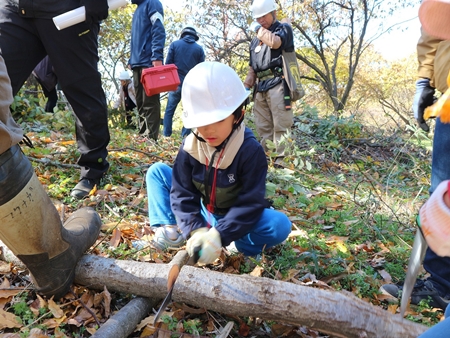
[182,35,197,43]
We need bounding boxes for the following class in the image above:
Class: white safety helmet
[118,71,131,80]
[182,62,249,129]
[251,0,277,18]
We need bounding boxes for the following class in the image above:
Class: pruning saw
[153,247,201,325]
[400,218,427,317]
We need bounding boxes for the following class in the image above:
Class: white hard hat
[251,0,277,19]
[118,71,131,80]
[181,62,249,129]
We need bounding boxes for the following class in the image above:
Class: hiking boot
[71,178,100,199]
[380,279,450,310]
[151,225,185,250]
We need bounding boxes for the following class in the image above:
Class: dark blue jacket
[170,128,268,246]
[130,0,165,68]
[165,35,205,83]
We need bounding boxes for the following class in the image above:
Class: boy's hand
[187,227,222,264]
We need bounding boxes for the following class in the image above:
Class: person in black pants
[0,0,110,199]
[32,55,58,113]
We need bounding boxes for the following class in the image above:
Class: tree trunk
[74,255,428,338]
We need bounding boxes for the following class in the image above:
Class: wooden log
[74,255,428,338]
[91,297,157,338]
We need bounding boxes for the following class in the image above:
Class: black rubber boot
[0,145,101,299]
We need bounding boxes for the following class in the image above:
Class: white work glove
[186,227,222,265]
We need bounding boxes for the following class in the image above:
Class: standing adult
[0,53,102,299]
[113,70,137,128]
[129,0,166,141]
[380,3,450,310]
[162,27,205,138]
[0,0,111,199]
[32,55,58,113]
[244,0,294,156]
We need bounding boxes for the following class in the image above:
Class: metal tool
[153,248,200,325]
[400,219,428,317]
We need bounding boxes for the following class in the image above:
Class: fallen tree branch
[74,255,428,338]
[91,297,157,338]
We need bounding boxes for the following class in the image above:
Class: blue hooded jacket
[130,0,165,68]
[165,35,205,83]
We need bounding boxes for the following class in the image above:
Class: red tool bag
[140,64,180,96]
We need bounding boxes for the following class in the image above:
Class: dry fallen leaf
[0,308,22,329]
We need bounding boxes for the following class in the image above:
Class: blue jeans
[146,162,291,256]
[423,118,450,297]
[419,305,450,337]
[163,85,190,137]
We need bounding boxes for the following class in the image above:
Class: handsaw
[153,247,201,325]
[400,220,428,318]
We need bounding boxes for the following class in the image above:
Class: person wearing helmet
[113,70,137,128]
[162,27,205,138]
[244,0,295,156]
[145,62,291,261]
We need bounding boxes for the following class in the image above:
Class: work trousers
[132,67,160,140]
[423,118,450,298]
[0,6,110,180]
[254,81,293,155]
[163,84,190,137]
[145,162,291,256]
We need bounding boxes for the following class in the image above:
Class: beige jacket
[417,28,450,93]
[0,55,23,154]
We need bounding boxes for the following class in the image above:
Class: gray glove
[412,78,436,132]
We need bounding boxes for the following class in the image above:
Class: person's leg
[133,67,145,126]
[0,53,101,299]
[145,162,176,226]
[381,118,450,309]
[268,82,293,155]
[163,86,181,137]
[233,208,291,256]
[253,91,273,152]
[45,87,58,113]
[34,19,109,197]
[141,93,161,140]
[145,163,184,249]
[134,67,161,140]
[0,4,46,95]
[423,118,450,298]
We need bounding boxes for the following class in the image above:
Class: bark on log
[91,297,157,338]
[74,255,428,338]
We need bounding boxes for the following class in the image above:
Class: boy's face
[196,114,236,147]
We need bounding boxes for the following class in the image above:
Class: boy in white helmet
[145,61,291,263]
